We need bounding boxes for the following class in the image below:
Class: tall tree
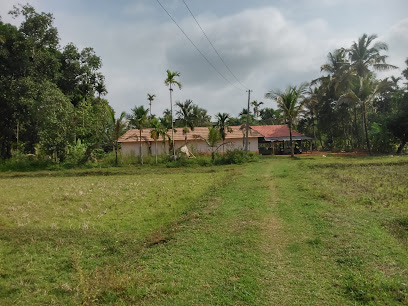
[164,70,182,157]
[128,106,149,164]
[250,100,263,119]
[192,105,211,127]
[37,82,75,161]
[147,93,156,118]
[338,76,393,155]
[348,34,397,78]
[265,83,308,157]
[259,108,283,125]
[176,99,195,144]
[300,87,319,148]
[176,99,195,128]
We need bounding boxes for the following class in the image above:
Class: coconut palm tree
[259,108,283,125]
[164,70,182,157]
[192,105,211,127]
[348,34,397,78]
[265,83,308,157]
[320,48,354,96]
[95,77,108,99]
[109,109,127,165]
[176,99,196,144]
[251,100,263,119]
[216,112,232,153]
[176,100,194,128]
[301,87,319,149]
[339,76,393,155]
[128,106,149,164]
[147,93,156,118]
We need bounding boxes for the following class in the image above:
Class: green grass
[1,155,408,304]
[0,166,233,304]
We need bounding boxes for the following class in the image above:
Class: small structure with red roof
[251,125,312,155]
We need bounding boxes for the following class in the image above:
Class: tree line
[0,4,113,162]
[1,5,407,166]
[294,35,408,155]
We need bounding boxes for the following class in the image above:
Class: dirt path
[251,159,349,304]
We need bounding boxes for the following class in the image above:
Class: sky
[1,0,407,119]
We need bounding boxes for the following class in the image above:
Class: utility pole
[245,89,252,153]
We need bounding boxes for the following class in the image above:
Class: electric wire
[156,0,244,93]
[182,0,249,91]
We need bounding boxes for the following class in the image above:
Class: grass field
[1,155,408,304]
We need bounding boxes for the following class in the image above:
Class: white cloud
[1,1,406,119]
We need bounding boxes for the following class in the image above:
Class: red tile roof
[250,125,304,137]
[118,126,263,143]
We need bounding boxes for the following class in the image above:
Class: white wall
[121,137,259,156]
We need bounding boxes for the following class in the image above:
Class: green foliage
[91,148,106,160]
[220,149,258,164]
[65,139,87,165]
[109,110,127,165]
[369,122,393,153]
[265,83,308,157]
[216,112,232,143]
[0,152,52,171]
[259,107,283,125]
[0,5,109,161]
[36,82,75,160]
[164,69,182,89]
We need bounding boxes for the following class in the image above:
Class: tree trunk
[289,121,294,158]
[16,120,19,151]
[115,144,118,165]
[139,130,143,164]
[155,139,158,164]
[312,115,317,150]
[362,102,372,155]
[353,104,360,149]
[396,133,407,155]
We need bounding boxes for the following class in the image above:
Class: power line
[182,0,249,91]
[155,0,244,93]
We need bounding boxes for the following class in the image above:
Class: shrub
[91,148,106,160]
[0,151,53,172]
[65,139,87,166]
[220,149,258,164]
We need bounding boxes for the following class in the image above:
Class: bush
[91,148,106,160]
[65,139,87,166]
[0,151,53,172]
[220,149,258,164]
